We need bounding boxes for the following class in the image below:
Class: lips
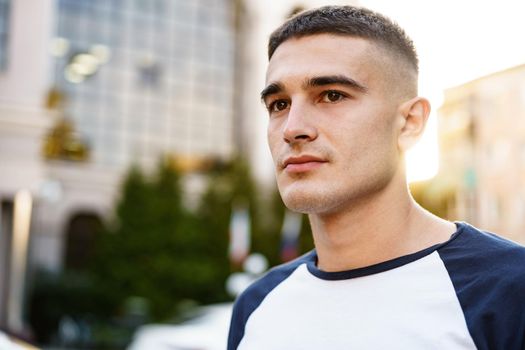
[283,155,327,173]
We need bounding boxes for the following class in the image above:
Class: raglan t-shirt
[227,222,525,350]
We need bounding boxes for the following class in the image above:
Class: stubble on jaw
[275,106,401,216]
[279,161,398,216]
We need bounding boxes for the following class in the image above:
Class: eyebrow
[305,75,368,93]
[260,82,284,102]
[260,74,368,102]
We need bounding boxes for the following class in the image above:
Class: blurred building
[0,0,57,332]
[0,0,236,333]
[0,0,8,69]
[53,0,235,167]
[435,64,525,243]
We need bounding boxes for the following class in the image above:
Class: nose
[283,101,318,144]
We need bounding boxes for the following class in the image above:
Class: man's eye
[321,90,346,103]
[269,100,289,112]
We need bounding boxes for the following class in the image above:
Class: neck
[309,174,455,272]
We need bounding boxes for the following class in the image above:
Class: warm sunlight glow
[406,114,439,183]
[362,0,525,183]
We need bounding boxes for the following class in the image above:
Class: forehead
[266,34,380,87]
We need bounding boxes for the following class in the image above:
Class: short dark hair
[268,5,418,73]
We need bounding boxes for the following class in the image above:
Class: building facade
[435,64,525,243]
[0,0,57,332]
[53,0,236,168]
[0,0,237,333]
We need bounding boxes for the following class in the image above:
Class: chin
[280,184,336,214]
[278,175,387,215]
[282,196,314,214]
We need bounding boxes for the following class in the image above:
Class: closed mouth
[283,155,327,172]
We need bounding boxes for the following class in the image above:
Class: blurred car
[127,303,233,350]
[0,331,39,350]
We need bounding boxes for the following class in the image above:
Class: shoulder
[438,222,525,349]
[233,250,313,315]
[227,251,313,350]
[439,222,525,282]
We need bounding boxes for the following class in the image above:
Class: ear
[397,96,431,152]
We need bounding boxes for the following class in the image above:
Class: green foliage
[28,269,97,344]
[197,157,256,271]
[89,160,229,321]
[199,157,314,270]
[267,186,314,264]
[28,156,316,346]
[299,214,315,254]
[259,186,288,266]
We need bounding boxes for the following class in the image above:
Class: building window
[64,213,102,271]
[54,0,236,166]
[0,0,11,70]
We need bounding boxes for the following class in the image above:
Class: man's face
[264,34,404,215]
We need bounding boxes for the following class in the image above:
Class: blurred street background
[1,0,525,349]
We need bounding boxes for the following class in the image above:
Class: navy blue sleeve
[438,223,525,350]
[227,252,313,350]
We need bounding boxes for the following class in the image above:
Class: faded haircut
[268,5,418,74]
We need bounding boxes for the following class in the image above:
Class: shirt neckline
[305,221,466,281]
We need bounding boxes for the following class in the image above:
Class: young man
[228,6,525,350]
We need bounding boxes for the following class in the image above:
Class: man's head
[264,6,430,215]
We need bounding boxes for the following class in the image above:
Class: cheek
[361,120,399,168]
[267,121,281,157]
[333,113,396,164]
[332,118,377,151]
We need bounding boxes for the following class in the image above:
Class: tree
[197,158,255,272]
[197,157,314,271]
[90,160,230,321]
